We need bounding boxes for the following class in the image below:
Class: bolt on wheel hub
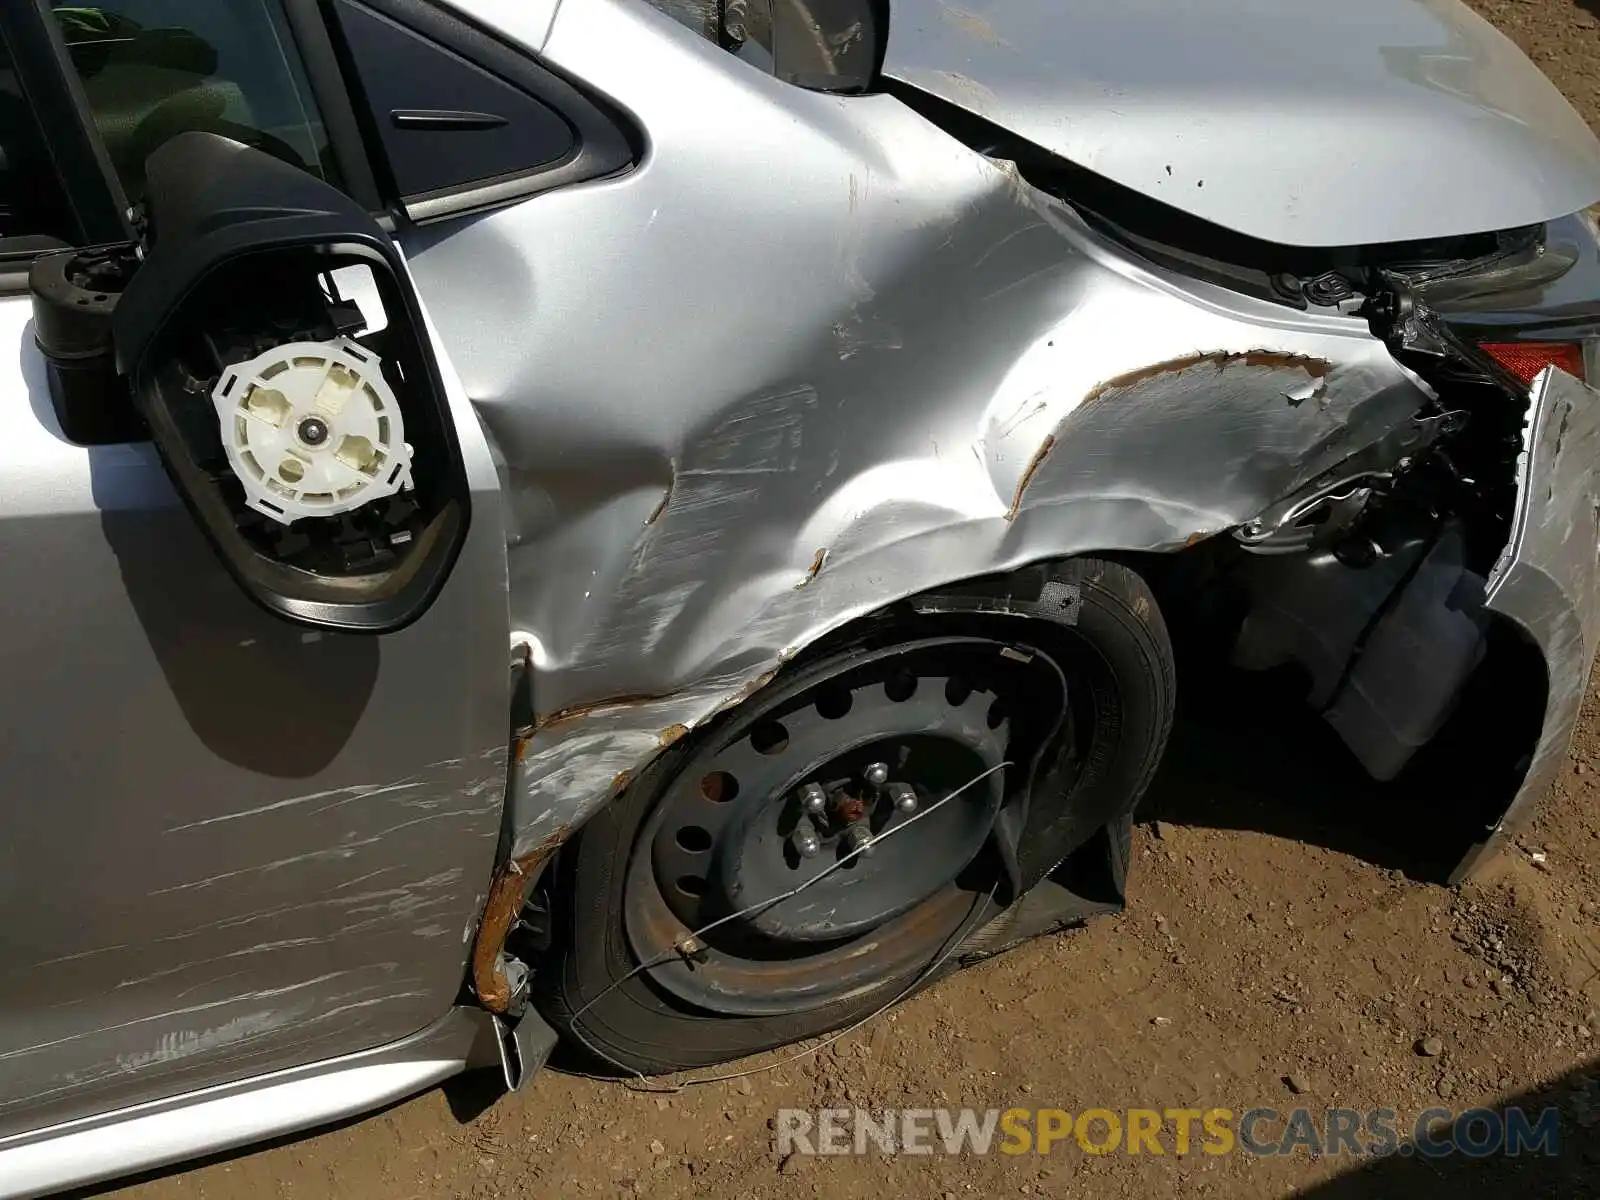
[709,737,997,943]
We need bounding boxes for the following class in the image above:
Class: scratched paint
[418,0,1586,948]
[114,1012,284,1074]
[3,743,505,1134]
[439,81,1435,861]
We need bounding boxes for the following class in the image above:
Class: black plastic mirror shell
[114,132,472,635]
[29,248,145,444]
[31,250,118,358]
[115,132,402,373]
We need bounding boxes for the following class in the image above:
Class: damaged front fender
[416,0,1447,873]
[1455,366,1600,881]
[417,0,1572,954]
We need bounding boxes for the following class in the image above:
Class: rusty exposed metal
[835,793,869,824]
[533,692,670,733]
[1007,434,1056,520]
[471,827,569,1014]
[1081,350,1333,408]
[1241,350,1333,377]
[711,668,780,717]
[796,547,829,587]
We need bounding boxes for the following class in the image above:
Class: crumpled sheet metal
[497,294,1427,855]
[1456,367,1600,881]
[406,0,1436,858]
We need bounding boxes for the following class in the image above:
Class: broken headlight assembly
[1241,213,1600,567]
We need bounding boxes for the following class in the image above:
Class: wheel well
[787,550,1171,668]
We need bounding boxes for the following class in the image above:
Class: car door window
[49,0,338,202]
[328,0,575,207]
[0,31,76,250]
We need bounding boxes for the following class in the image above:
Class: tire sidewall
[535,557,1175,1074]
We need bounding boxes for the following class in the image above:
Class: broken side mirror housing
[31,132,471,634]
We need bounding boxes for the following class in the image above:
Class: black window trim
[0,0,635,295]
[0,0,379,294]
[323,0,636,226]
[0,0,132,292]
[4,1,131,245]
[283,0,386,213]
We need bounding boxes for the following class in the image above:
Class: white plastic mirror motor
[211,337,414,526]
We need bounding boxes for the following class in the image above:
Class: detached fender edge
[1452,366,1600,884]
[470,823,569,1013]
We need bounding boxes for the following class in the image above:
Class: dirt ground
[90,3,1600,1198]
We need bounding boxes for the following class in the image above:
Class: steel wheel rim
[623,638,1019,1017]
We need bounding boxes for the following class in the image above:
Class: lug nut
[889,783,917,814]
[792,827,821,858]
[844,826,875,858]
[863,762,889,787]
[798,783,827,816]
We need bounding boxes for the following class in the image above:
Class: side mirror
[724,0,885,92]
[31,132,471,634]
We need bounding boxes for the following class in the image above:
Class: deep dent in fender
[412,51,1439,869]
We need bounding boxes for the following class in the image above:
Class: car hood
[881,0,1600,248]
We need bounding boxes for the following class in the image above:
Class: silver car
[3,0,1599,1193]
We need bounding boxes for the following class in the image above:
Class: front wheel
[533,557,1174,1075]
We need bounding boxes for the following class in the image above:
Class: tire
[918,556,1176,882]
[533,557,1175,1075]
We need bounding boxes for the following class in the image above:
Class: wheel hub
[711,739,999,943]
[624,638,1025,1016]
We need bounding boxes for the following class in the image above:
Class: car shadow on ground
[1294,1051,1600,1198]
[1137,617,1543,885]
[1139,670,1451,880]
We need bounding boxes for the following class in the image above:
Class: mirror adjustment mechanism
[212,337,414,525]
[28,132,472,634]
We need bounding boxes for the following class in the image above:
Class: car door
[0,0,510,1137]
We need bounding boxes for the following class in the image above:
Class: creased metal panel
[407,0,1437,858]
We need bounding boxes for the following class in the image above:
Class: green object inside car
[51,2,327,201]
